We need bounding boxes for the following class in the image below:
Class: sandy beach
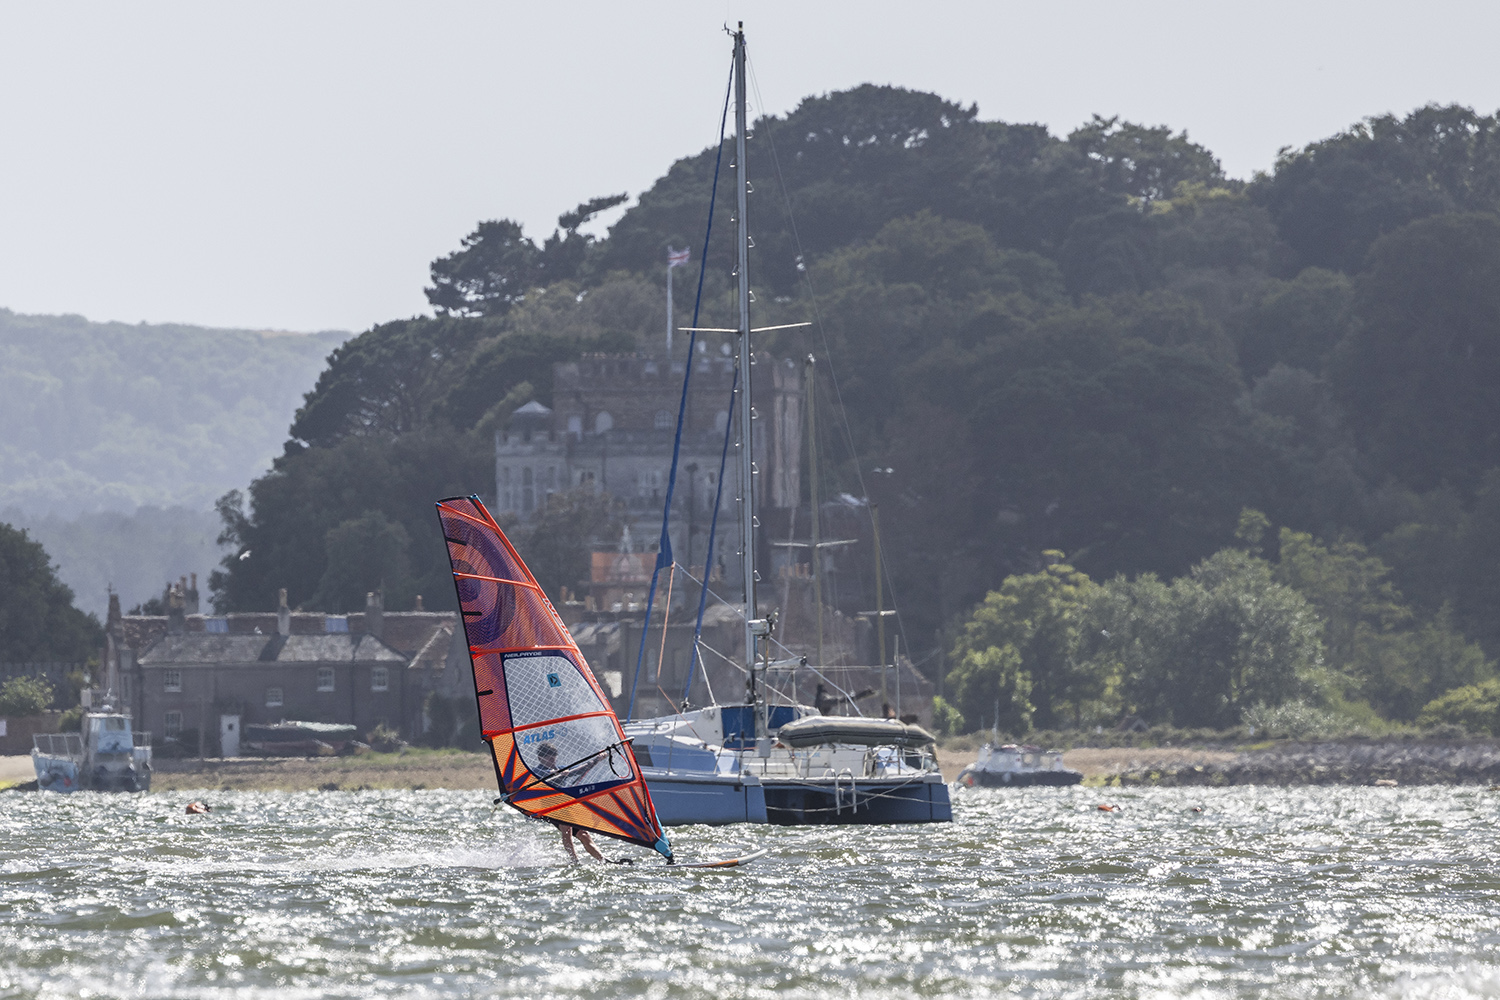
[9,740,1500,793]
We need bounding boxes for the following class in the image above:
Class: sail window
[371,667,389,692]
[265,687,283,708]
[316,667,335,692]
[163,670,182,693]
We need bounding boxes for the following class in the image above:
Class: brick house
[111,584,466,750]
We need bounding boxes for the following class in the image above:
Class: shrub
[930,696,966,737]
[366,723,404,752]
[0,676,54,716]
[1417,679,1500,735]
[1242,700,1340,740]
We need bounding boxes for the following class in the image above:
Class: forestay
[436,495,672,860]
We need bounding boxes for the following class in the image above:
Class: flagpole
[666,251,674,359]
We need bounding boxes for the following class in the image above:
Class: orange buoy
[185,801,211,815]
[1097,804,1119,812]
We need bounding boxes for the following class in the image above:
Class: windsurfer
[536,742,606,862]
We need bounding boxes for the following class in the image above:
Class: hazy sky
[4,1,1500,334]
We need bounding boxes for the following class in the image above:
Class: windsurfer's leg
[576,829,605,862]
[558,825,579,862]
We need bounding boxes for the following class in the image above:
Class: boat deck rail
[33,733,84,757]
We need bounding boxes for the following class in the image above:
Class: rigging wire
[683,365,739,705]
[626,54,735,720]
[674,562,865,709]
[746,58,918,673]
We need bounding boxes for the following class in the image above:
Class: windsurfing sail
[435,494,672,861]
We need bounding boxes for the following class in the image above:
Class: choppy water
[2,785,1499,998]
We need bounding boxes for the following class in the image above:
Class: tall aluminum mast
[732,24,762,681]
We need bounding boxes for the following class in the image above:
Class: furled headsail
[436,494,672,860]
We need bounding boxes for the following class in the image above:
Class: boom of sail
[436,494,672,860]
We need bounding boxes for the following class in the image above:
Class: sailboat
[435,495,674,861]
[621,25,951,826]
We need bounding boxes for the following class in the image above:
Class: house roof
[138,633,405,666]
[120,611,458,669]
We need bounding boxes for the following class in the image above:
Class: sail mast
[733,24,759,681]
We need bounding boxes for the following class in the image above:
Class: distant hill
[1,308,348,617]
[0,308,347,515]
[1,505,224,621]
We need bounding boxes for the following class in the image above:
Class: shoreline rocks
[1095,739,1500,787]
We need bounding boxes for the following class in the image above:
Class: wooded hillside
[209,92,1500,731]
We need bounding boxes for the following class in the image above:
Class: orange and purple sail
[435,494,672,861]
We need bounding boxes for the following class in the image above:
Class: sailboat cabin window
[371,667,389,692]
[164,711,182,737]
[316,667,335,692]
[265,687,283,708]
[163,670,182,693]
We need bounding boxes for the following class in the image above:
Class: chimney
[167,581,186,635]
[414,594,424,612]
[187,572,200,614]
[277,588,290,637]
[365,590,384,639]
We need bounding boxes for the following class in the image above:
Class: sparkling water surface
[2,785,1499,998]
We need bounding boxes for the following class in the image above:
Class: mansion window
[317,667,335,692]
[265,686,284,708]
[164,711,182,737]
[654,409,672,430]
[163,670,182,693]
[371,667,389,693]
[499,466,514,511]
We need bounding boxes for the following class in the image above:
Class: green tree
[1086,549,1320,727]
[515,487,626,599]
[1274,528,1408,675]
[289,316,488,447]
[1334,213,1500,492]
[1274,526,1493,719]
[0,676,55,715]
[1066,115,1225,204]
[0,523,101,663]
[945,642,1030,736]
[308,511,413,613]
[946,556,1106,732]
[425,220,543,317]
[1252,104,1500,273]
[209,428,492,613]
